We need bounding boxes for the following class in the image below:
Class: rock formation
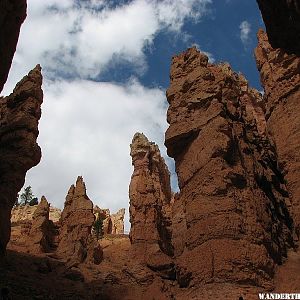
[111,208,125,234]
[25,196,56,253]
[0,65,43,257]
[255,25,300,239]
[256,0,300,55]
[129,133,175,279]
[0,0,27,92]
[165,47,294,292]
[93,206,125,235]
[56,176,102,266]
[11,204,61,224]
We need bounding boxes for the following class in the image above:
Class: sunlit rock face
[0,0,27,93]
[56,176,102,266]
[129,133,175,279]
[0,65,43,257]
[165,47,294,291]
[256,0,300,55]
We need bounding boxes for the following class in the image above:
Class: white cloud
[239,20,251,46]
[23,78,169,231]
[2,0,212,94]
[3,0,212,231]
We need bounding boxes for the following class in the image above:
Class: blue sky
[2,0,265,231]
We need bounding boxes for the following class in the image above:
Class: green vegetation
[17,186,38,206]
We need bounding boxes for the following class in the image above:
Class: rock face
[255,30,300,238]
[165,47,294,291]
[56,176,102,266]
[256,0,300,55]
[11,204,61,224]
[26,196,55,253]
[129,133,175,278]
[0,0,27,92]
[0,65,43,256]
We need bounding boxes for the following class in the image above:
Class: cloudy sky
[2,0,264,232]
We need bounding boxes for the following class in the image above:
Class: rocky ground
[2,225,299,300]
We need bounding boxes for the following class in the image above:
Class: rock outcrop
[111,208,125,234]
[93,206,125,235]
[0,65,43,257]
[11,204,61,224]
[256,0,300,55]
[129,133,174,279]
[165,47,294,292]
[56,176,102,266]
[0,0,27,93]
[255,30,300,238]
[25,196,56,253]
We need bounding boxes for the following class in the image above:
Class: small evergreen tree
[19,186,37,206]
[93,212,106,240]
[29,197,38,206]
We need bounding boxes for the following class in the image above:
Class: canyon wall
[255,20,300,242]
[164,47,294,292]
[0,65,43,257]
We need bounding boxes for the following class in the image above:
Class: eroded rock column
[56,176,102,266]
[129,133,174,278]
[0,65,43,256]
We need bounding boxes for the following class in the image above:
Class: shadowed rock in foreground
[0,65,43,257]
[0,0,27,93]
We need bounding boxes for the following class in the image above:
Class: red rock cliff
[0,65,43,256]
[165,47,294,293]
[255,30,300,238]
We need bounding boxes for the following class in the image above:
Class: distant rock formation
[111,208,125,234]
[256,0,300,55]
[11,204,61,224]
[25,196,56,254]
[129,133,175,279]
[164,47,294,292]
[94,206,125,235]
[0,65,43,257]
[0,0,27,92]
[56,176,102,266]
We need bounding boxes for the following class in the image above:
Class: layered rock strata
[165,47,294,290]
[0,0,27,92]
[56,176,102,266]
[0,65,43,256]
[129,133,174,278]
[255,30,300,238]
